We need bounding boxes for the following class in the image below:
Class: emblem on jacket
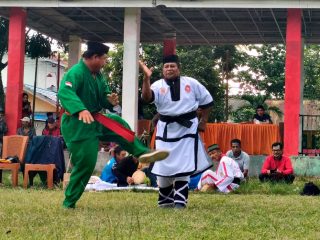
[65,82,73,87]
[185,85,191,93]
[160,87,167,95]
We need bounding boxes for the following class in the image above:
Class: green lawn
[1,174,320,240]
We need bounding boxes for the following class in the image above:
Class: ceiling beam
[222,9,246,42]
[146,7,193,44]
[2,0,320,9]
[302,11,307,37]
[199,9,226,41]
[247,9,266,44]
[173,9,212,45]
[270,8,285,44]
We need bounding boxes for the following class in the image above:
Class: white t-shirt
[226,150,250,172]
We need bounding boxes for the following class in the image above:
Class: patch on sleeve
[65,81,73,87]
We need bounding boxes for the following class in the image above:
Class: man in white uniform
[197,144,244,193]
[140,55,213,208]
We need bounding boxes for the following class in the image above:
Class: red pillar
[5,8,26,135]
[163,38,176,56]
[284,9,302,156]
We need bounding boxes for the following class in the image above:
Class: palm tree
[213,45,245,121]
[231,94,283,123]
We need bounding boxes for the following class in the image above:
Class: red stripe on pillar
[284,9,302,156]
[163,39,176,56]
[6,8,26,135]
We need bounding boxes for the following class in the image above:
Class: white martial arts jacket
[197,156,244,193]
[150,76,213,177]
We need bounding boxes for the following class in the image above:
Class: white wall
[1,54,65,89]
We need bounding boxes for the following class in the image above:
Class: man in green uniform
[58,42,168,209]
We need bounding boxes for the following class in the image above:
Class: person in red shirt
[259,142,295,184]
[42,118,61,137]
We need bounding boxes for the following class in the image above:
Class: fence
[300,114,320,155]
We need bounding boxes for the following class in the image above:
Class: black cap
[47,118,55,124]
[207,144,220,152]
[86,41,109,55]
[163,54,179,64]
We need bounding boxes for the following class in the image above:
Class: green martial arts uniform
[58,59,149,208]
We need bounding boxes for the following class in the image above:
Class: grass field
[1,173,320,240]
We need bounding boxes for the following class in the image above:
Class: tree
[0,17,9,110]
[235,44,320,100]
[103,44,227,122]
[25,33,52,126]
[303,45,320,99]
[212,45,245,120]
[103,44,124,94]
[178,45,226,122]
[237,45,286,99]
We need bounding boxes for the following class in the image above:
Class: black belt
[159,111,197,140]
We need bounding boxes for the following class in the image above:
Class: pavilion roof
[1,1,320,44]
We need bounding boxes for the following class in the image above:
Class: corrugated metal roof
[24,84,57,105]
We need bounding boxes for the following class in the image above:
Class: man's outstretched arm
[140,61,153,103]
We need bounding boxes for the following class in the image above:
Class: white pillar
[122,8,141,131]
[68,35,82,68]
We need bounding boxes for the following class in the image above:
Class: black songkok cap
[86,41,109,55]
[163,54,179,64]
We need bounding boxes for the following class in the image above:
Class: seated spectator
[226,139,250,178]
[253,105,272,124]
[42,118,60,137]
[45,112,54,128]
[17,117,36,141]
[197,144,244,193]
[259,142,295,184]
[100,146,127,183]
[0,109,8,142]
[112,155,139,187]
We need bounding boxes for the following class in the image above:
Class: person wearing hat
[58,41,169,209]
[45,112,54,128]
[197,144,244,193]
[42,118,61,137]
[17,117,36,141]
[140,55,213,208]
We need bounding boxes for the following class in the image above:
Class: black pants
[233,177,241,185]
[259,173,295,184]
